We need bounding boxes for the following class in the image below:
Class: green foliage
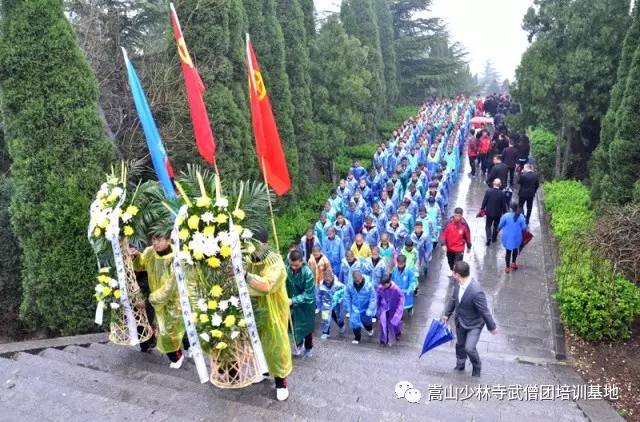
[380,105,420,138]
[0,0,114,334]
[529,127,557,181]
[544,180,640,341]
[0,177,23,337]
[372,0,399,114]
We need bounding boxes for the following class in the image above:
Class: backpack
[468,138,478,154]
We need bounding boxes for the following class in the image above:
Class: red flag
[246,35,291,196]
[169,3,216,164]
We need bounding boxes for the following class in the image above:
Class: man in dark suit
[517,164,540,225]
[443,261,498,377]
[480,178,507,246]
[485,154,508,187]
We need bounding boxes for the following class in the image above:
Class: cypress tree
[275,0,314,194]
[341,0,386,141]
[243,0,299,201]
[591,0,640,201]
[299,0,316,41]
[0,0,113,334]
[173,0,253,183]
[372,0,398,113]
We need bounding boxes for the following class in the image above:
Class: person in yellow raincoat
[243,226,293,401]
[130,232,189,369]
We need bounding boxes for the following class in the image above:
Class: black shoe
[485,241,491,246]
[491,238,497,243]
[472,367,481,377]
[453,365,465,371]
[414,288,419,296]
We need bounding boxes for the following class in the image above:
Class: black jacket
[481,188,507,218]
[486,162,509,187]
[501,147,518,168]
[518,172,540,199]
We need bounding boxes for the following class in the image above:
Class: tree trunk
[554,123,564,179]
[561,126,572,178]
[329,159,337,184]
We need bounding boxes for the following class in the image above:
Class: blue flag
[122,48,176,198]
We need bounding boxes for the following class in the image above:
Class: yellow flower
[107,193,118,202]
[219,245,232,258]
[216,342,228,350]
[98,218,109,229]
[206,256,221,268]
[176,215,184,226]
[232,209,245,221]
[234,225,244,236]
[210,285,223,298]
[214,213,228,224]
[123,226,134,236]
[188,215,200,230]
[126,205,139,216]
[107,177,119,185]
[99,267,110,274]
[191,313,197,323]
[210,329,223,338]
[199,313,210,323]
[97,275,110,283]
[223,315,236,328]
[207,300,217,310]
[193,251,204,261]
[203,226,215,236]
[196,196,212,208]
[93,227,102,237]
[101,286,112,296]
[113,289,121,299]
[179,228,190,241]
[182,245,189,252]
[238,319,246,327]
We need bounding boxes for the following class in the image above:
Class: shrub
[529,127,557,181]
[0,176,23,338]
[379,105,420,138]
[544,180,640,341]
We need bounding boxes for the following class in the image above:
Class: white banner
[172,205,209,384]
[228,219,269,375]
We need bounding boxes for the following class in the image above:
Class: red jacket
[479,136,491,155]
[467,137,478,157]
[440,220,472,252]
[475,99,484,112]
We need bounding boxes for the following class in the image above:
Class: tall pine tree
[173,0,254,182]
[243,0,299,201]
[0,0,114,334]
[372,0,398,113]
[275,0,314,194]
[299,0,316,41]
[341,0,386,141]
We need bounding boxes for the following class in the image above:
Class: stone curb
[0,333,109,357]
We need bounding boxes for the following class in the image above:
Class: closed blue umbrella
[420,319,454,358]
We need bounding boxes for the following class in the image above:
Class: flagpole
[260,155,280,252]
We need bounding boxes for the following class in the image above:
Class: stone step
[2,408,40,422]
[0,357,182,422]
[12,351,298,421]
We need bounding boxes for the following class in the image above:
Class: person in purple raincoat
[376,275,405,346]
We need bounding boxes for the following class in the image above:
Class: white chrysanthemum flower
[197,298,208,312]
[241,228,253,239]
[215,197,229,208]
[231,331,240,340]
[178,251,193,265]
[201,212,215,224]
[191,231,204,244]
[120,212,133,223]
[216,231,230,245]
[228,296,240,308]
[110,303,120,309]
[211,313,222,327]
[111,187,124,197]
[108,279,118,288]
[218,300,229,312]
[199,332,211,342]
[95,284,103,293]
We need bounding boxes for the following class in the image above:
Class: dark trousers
[485,216,500,242]
[275,377,287,388]
[446,251,464,270]
[478,154,489,174]
[139,301,156,352]
[323,309,344,335]
[518,196,534,224]
[297,333,313,350]
[469,155,477,176]
[507,167,515,186]
[353,323,374,341]
[506,249,519,266]
[166,335,190,362]
[455,324,482,370]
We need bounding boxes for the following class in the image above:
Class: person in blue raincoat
[316,268,346,339]
[315,212,332,246]
[299,228,321,262]
[362,246,388,289]
[329,188,345,214]
[334,212,355,251]
[322,227,344,275]
[391,255,417,316]
[349,160,368,181]
[344,270,377,344]
[397,203,415,234]
[338,250,362,286]
[386,214,409,252]
[410,220,433,278]
[345,201,364,234]
[379,190,396,218]
[361,215,380,248]
[357,179,373,207]
[498,201,528,273]
[352,189,369,216]
[322,201,337,225]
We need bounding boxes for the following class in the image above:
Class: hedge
[0,177,23,337]
[544,181,640,341]
[529,127,556,181]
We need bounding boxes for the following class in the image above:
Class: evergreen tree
[275,0,314,194]
[591,0,640,201]
[173,0,254,183]
[299,0,316,40]
[243,0,299,201]
[0,0,113,334]
[372,0,398,113]
[341,0,386,140]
